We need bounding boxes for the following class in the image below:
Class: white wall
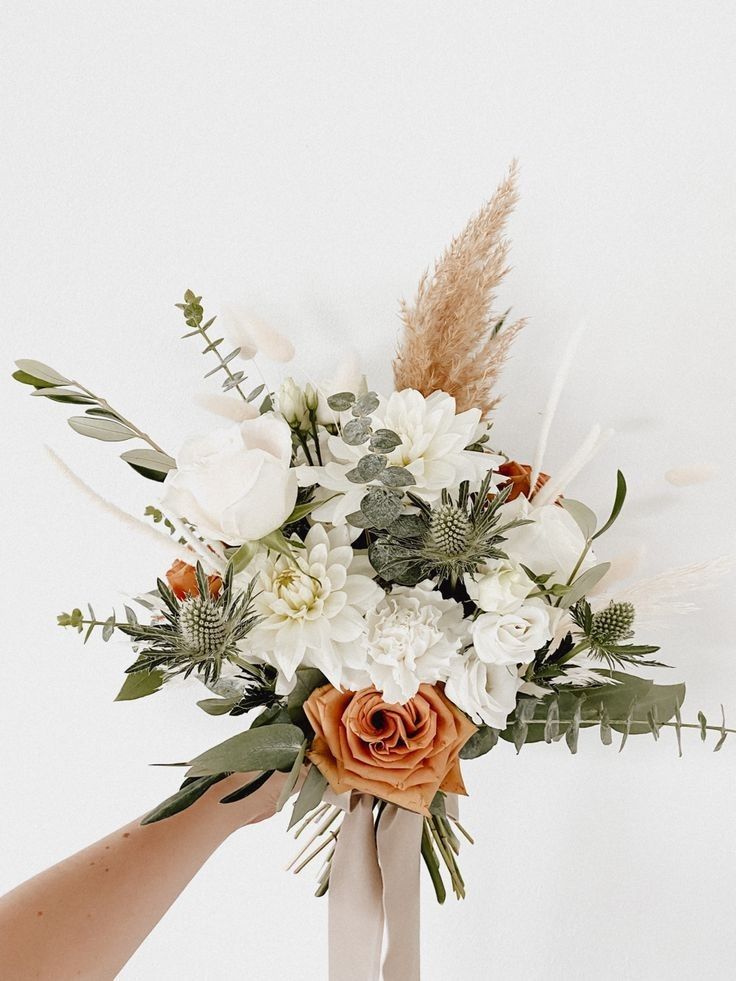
[2,3,735,978]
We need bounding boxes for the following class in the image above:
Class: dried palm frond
[393,161,524,414]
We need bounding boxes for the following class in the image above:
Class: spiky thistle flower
[119,562,260,685]
[368,470,528,587]
[568,598,664,670]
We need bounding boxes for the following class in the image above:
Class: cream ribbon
[326,790,423,981]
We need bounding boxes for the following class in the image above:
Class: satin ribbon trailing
[326,790,424,981]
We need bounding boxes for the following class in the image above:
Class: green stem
[192,323,249,403]
[514,718,736,736]
[72,381,168,455]
[554,538,592,607]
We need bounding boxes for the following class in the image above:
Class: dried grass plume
[393,161,524,414]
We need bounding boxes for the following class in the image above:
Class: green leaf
[197,696,240,716]
[141,773,227,824]
[15,359,71,386]
[351,392,380,417]
[342,418,372,445]
[327,392,356,412]
[558,562,611,609]
[120,448,176,482]
[369,429,402,452]
[12,369,59,389]
[561,499,597,541]
[228,540,259,574]
[30,388,96,405]
[459,726,498,759]
[259,529,298,558]
[360,487,403,528]
[68,416,136,442]
[287,764,328,830]
[592,471,627,541]
[114,669,165,701]
[379,466,416,488]
[285,495,336,524]
[287,667,328,729]
[219,770,273,803]
[184,723,305,777]
[275,740,308,812]
[250,703,291,728]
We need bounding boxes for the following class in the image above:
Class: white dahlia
[297,389,498,524]
[240,524,383,692]
[360,580,466,704]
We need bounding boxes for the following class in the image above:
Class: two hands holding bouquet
[6,165,732,980]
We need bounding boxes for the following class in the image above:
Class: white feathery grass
[192,391,260,422]
[529,324,586,497]
[611,556,732,624]
[44,446,190,564]
[163,510,228,576]
[532,424,614,507]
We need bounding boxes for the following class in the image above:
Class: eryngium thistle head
[179,596,228,658]
[428,504,471,555]
[591,601,635,644]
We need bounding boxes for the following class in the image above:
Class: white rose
[464,559,533,614]
[161,415,298,544]
[362,580,466,703]
[445,651,522,729]
[471,600,556,666]
[498,496,596,585]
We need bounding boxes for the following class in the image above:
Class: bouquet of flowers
[13,166,731,949]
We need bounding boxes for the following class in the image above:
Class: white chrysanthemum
[240,524,383,692]
[361,580,466,704]
[297,389,499,525]
[445,651,523,729]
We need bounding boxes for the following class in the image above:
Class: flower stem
[71,381,168,455]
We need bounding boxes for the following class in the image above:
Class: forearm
[0,773,272,980]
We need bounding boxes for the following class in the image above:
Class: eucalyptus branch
[176,290,249,402]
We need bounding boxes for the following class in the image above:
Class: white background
[2,3,735,978]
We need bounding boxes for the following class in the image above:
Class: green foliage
[176,290,269,408]
[115,668,165,701]
[141,773,228,824]
[13,359,173,482]
[184,723,306,777]
[287,764,329,830]
[567,598,664,669]
[287,667,328,730]
[368,473,525,586]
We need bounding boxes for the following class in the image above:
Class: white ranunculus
[464,559,533,614]
[471,600,558,666]
[298,389,500,525]
[498,496,596,585]
[161,415,298,544]
[241,524,383,692]
[361,580,466,703]
[219,303,295,363]
[445,651,523,729]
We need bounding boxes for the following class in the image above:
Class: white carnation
[361,580,466,703]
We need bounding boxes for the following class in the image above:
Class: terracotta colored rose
[498,460,551,502]
[165,559,222,600]
[304,684,476,816]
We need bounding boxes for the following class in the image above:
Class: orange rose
[304,684,476,816]
[498,460,551,502]
[165,559,222,600]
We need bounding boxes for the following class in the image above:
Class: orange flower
[165,559,222,600]
[498,460,551,502]
[304,684,476,816]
